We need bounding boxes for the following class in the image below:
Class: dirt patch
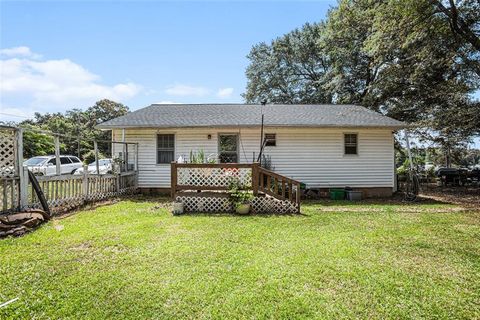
[312,187,479,213]
[420,187,480,209]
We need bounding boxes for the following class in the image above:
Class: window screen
[157,134,175,164]
[219,134,238,163]
[344,134,358,155]
[264,133,276,147]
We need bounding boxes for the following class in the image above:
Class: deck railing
[258,167,301,209]
[171,162,301,212]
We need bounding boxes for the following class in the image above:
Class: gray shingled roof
[96,104,405,129]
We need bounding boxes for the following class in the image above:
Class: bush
[228,177,253,208]
[82,150,106,165]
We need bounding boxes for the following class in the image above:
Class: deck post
[296,182,301,213]
[252,162,259,196]
[171,162,177,199]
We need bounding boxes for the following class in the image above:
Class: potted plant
[228,177,253,214]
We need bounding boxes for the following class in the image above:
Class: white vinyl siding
[113,127,395,189]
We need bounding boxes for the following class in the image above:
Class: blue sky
[0,0,336,120]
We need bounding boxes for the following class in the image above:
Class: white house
[97,104,404,197]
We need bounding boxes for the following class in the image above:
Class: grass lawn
[1,197,479,319]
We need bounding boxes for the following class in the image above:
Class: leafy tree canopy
[18,99,128,159]
[244,0,480,152]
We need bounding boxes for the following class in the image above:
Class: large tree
[244,0,479,150]
[243,23,332,104]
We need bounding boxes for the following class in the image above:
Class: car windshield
[24,157,48,166]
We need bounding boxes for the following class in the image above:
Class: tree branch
[430,0,480,51]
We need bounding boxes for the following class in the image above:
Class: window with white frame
[157,134,175,164]
[344,133,358,155]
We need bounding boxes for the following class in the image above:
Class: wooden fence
[171,162,301,213]
[27,170,138,213]
[1,178,20,213]
[1,125,138,215]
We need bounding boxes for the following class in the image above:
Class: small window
[264,133,276,147]
[60,157,72,164]
[157,134,175,164]
[344,134,358,155]
[48,158,56,165]
[69,157,80,163]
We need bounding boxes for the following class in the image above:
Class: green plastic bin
[329,189,345,200]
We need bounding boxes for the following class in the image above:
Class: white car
[24,155,83,176]
[74,159,113,175]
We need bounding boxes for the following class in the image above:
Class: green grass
[1,198,479,319]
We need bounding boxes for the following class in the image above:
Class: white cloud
[0,46,41,59]
[165,84,209,97]
[0,46,142,112]
[216,87,234,98]
[0,106,36,123]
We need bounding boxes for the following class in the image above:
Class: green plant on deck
[261,154,274,170]
[228,177,253,208]
[189,149,216,164]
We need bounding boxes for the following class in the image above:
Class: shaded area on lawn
[1,197,479,319]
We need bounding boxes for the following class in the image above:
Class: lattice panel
[251,196,299,214]
[177,167,251,187]
[176,195,233,213]
[175,194,298,214]
[0,129,17,178]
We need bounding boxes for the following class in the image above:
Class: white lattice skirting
[177,167,251,187]
[175,194,298,214]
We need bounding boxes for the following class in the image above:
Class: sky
[0,0,336,121]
